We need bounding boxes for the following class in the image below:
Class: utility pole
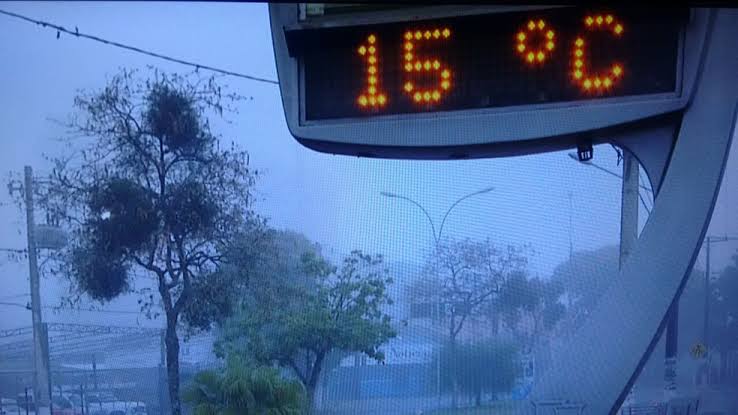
[23,166,51,414]
[700,234,738,386]
[619,150,680,402]
[620,151,640,407]
[663,174,679,402]
[571,149,663,405]
[664,302,679,399]
[704,236,711,352]
[617,150,679,402]
[568,191,573,261]
[619,151,639,268]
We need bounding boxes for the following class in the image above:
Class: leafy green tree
[39,69,260,414]
[219,247,396,412]
[183,356,304,415]
[439,340,521,407]
[549,245,619,332]
[206,228,317,313]
[494,273,566,342]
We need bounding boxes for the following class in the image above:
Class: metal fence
[0,324,172,415]
[0,322,227,415]
[723,349,738,383]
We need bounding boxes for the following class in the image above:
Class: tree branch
[164,240,183,289]
[132,252,165,275]
[286,358,308,386]
[173,238,192,315]
[308,350,326,389]
[156,269,173,316]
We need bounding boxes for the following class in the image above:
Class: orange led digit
[403,28,453,105]
[357,34,387,108]
[516,20,555,65]
[574,15,625,93]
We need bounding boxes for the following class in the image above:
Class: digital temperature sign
[296,7,687,121]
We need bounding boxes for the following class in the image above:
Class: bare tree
[417,237,529,406]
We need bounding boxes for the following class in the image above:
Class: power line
[0,293,30,300]
[0,248,26,253]
[0,301,29,309]
[0,301,147,315]
[0,8,279,85]
[45,306,145,315]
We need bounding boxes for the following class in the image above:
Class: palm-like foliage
[184,357,305,415]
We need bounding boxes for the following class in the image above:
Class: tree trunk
[165,315,182,415]
[306,384,317,415]
[450,336,459,409]
[306,351,325,414]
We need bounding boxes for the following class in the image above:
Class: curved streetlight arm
[567,152,652,214]
[437,187,495,242]
[381,192,439,244]
[567,153,653,192]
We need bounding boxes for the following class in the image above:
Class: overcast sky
[1,2,736,331]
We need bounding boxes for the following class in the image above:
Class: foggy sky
[1,2,736,331]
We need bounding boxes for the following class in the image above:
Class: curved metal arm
[380,192,438,244]
[567,152,653,192]
[567,152,652,213]
[437,187,494,242]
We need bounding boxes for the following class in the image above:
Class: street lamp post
[380,186,494,245]
[380,186,494,409]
